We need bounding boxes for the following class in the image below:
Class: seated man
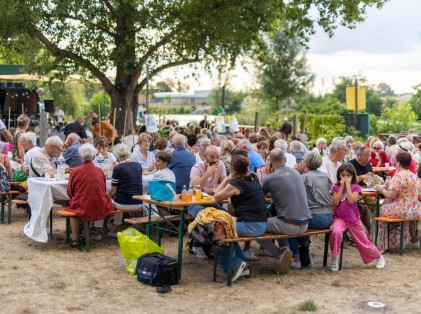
[259,148,312,275]
[16,132,41,176]
[274,139,296,168]
[63,133,82,168]
[348,146,375,233]
[319,139,348,184]
[188,145,226,259]
[29,135,64,177]
[236,139,264,172]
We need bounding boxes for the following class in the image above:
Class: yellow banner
[346,87,366,110]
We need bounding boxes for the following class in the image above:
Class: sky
[160,0,421,95]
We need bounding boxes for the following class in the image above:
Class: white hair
[172,134,187,149]
[274,139,288,151]
[113,144,131,162]
[329,139,347,153]
[198,137,211,146]
[78,143,97,161]
[290,140,304,153]
[238,139,252,151]
[315,137,327,146]
[21,132,37,146]
[66,133,80,142]
[45,135,63,148]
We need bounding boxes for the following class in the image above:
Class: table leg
[0,196,4,223]
[227,243,234,286]
[146,203,152,237]
[374,195,380,246]
[323,233,330,267]
[399,222,404,256]
[176,209,186,279]
[7,194,12,224]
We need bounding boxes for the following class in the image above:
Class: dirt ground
[1,206,421,314]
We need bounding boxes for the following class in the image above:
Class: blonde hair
[17,115,30,127]
[138,133,152,144]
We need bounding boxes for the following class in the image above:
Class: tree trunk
[109,89,138,136]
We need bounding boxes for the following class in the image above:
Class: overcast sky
[161,0,421,95]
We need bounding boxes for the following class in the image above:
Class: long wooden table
[132,194,222,279]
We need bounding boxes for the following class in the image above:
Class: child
[152,152,175,183]
[330,163,385,271]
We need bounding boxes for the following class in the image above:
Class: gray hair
[21,132,37,146]
[220,139,235,153]
[238,139,252,151]
[172,134,187,149]
[357,146,370,157]
[303,151,322,170]
[78,143,97,161]
[315,137,327,146]
[274,139,288,151]
[344,135,354,143]
[198,137,211,146]
[66,133,80,142]
[290,140,304,153]
[329,139,346,153]
[387,135,397,145]
[270,148,285,164]
[113,144,131,162]
[45,135,63,148]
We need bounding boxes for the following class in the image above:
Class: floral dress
[374,171,421,252]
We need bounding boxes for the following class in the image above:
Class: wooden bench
[125,214,194,246]
[373,217,421,255]
[56,209,92,250]
[213,228,342,286]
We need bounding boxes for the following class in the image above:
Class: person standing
[12,115,30,161]
[54,106,65,124]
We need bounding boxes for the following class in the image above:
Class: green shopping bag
[117,228,164,276]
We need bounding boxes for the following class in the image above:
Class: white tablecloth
[24,175,153,243]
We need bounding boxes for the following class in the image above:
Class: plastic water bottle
[103,154,111,171]
[57,154,65,180]
[97,153,105,169]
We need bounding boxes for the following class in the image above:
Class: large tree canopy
[0,0,387,131]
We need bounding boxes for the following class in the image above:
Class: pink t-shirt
[331,184,361,221]
[190,160,226,189]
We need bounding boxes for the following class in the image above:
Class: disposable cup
[54,174,60,181]
[107,171,113,179]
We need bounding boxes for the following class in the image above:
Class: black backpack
[135,253,178,287]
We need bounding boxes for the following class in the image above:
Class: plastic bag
[149,180,176,201]
[117,228,164,276]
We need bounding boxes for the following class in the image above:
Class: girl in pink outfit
[330,163,385,271]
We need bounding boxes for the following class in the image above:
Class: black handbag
[135,253,178,287]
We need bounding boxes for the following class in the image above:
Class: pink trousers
[330,218,381,264]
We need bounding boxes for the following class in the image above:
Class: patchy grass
[49,280,67,291]
[297,300,317,312]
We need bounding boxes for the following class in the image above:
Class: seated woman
[108,144,143,236]
[370,141,390,167]
[291,151,333,268]
[312,137,327,156]
[374,151,421,252]
[388,142,416,177]
[131,132,156,173]
[67,144,112,246]
[93,136,118,170]
[214,154,267,282]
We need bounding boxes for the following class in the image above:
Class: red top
[370,151,390,167]
[388,159,416,177]
[67,161,112,221]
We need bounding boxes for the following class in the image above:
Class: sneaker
[376,255,385,269]
[232,261,247,282]
[408,241,421,249]
[331,257,339,272]
[290,261,302,269]
[91,234,102,241]
[243,250,258,261]
[106,232,117,238]
[275,249,293,275]
[192,246,207,259]
[241,266,250,277]
[259,247,275,257]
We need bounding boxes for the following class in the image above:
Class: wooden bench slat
[11,200,28,205]
[112,208,143,214]
[374,217,421,223]
[56,209,77,217]
[124,214,194,225]
[223,228,332,243]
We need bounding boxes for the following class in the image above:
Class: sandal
[70,240,78,248]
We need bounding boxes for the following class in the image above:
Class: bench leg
[213,246,218,282]
[339,236,345,270]
[50,209,53,239]
[227,243,234,286]
[176,210,186,279]
[323,233,330,267]
[65,217,70,243]
[7,194,12,224]
[387,223,391,251]
[85,222,90,251]
[399,222,404,256]
[0,196,4,223]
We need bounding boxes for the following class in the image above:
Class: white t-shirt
[54,109,65,123]
[285,152,297,168]
[131,148,155,171]
[93,152,117,168]
[0,119,5,130]
[318,156,340,185]
[152,168,176,183]
[24,146,42,170]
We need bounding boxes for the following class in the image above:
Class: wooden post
[40,112,48,147]
[111,108,117,150]
[98,105,101,136]
[122,110,127,144]
[130,110,135,145]
[8,107,10,129]
[254,112,259,132]
[22,103,24,114]
[293,114,298,137]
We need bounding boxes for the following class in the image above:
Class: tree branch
[53,13,115,37]
[102,0,116,17]
[137,57,200,89]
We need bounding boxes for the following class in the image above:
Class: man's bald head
[205,145,220,165]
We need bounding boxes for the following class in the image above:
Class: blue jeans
[288,214,333,256]
[216,221,266,273]
[187,204,226,218]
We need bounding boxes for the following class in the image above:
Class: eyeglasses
[373,147,381,151]
[338,148,348,152]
